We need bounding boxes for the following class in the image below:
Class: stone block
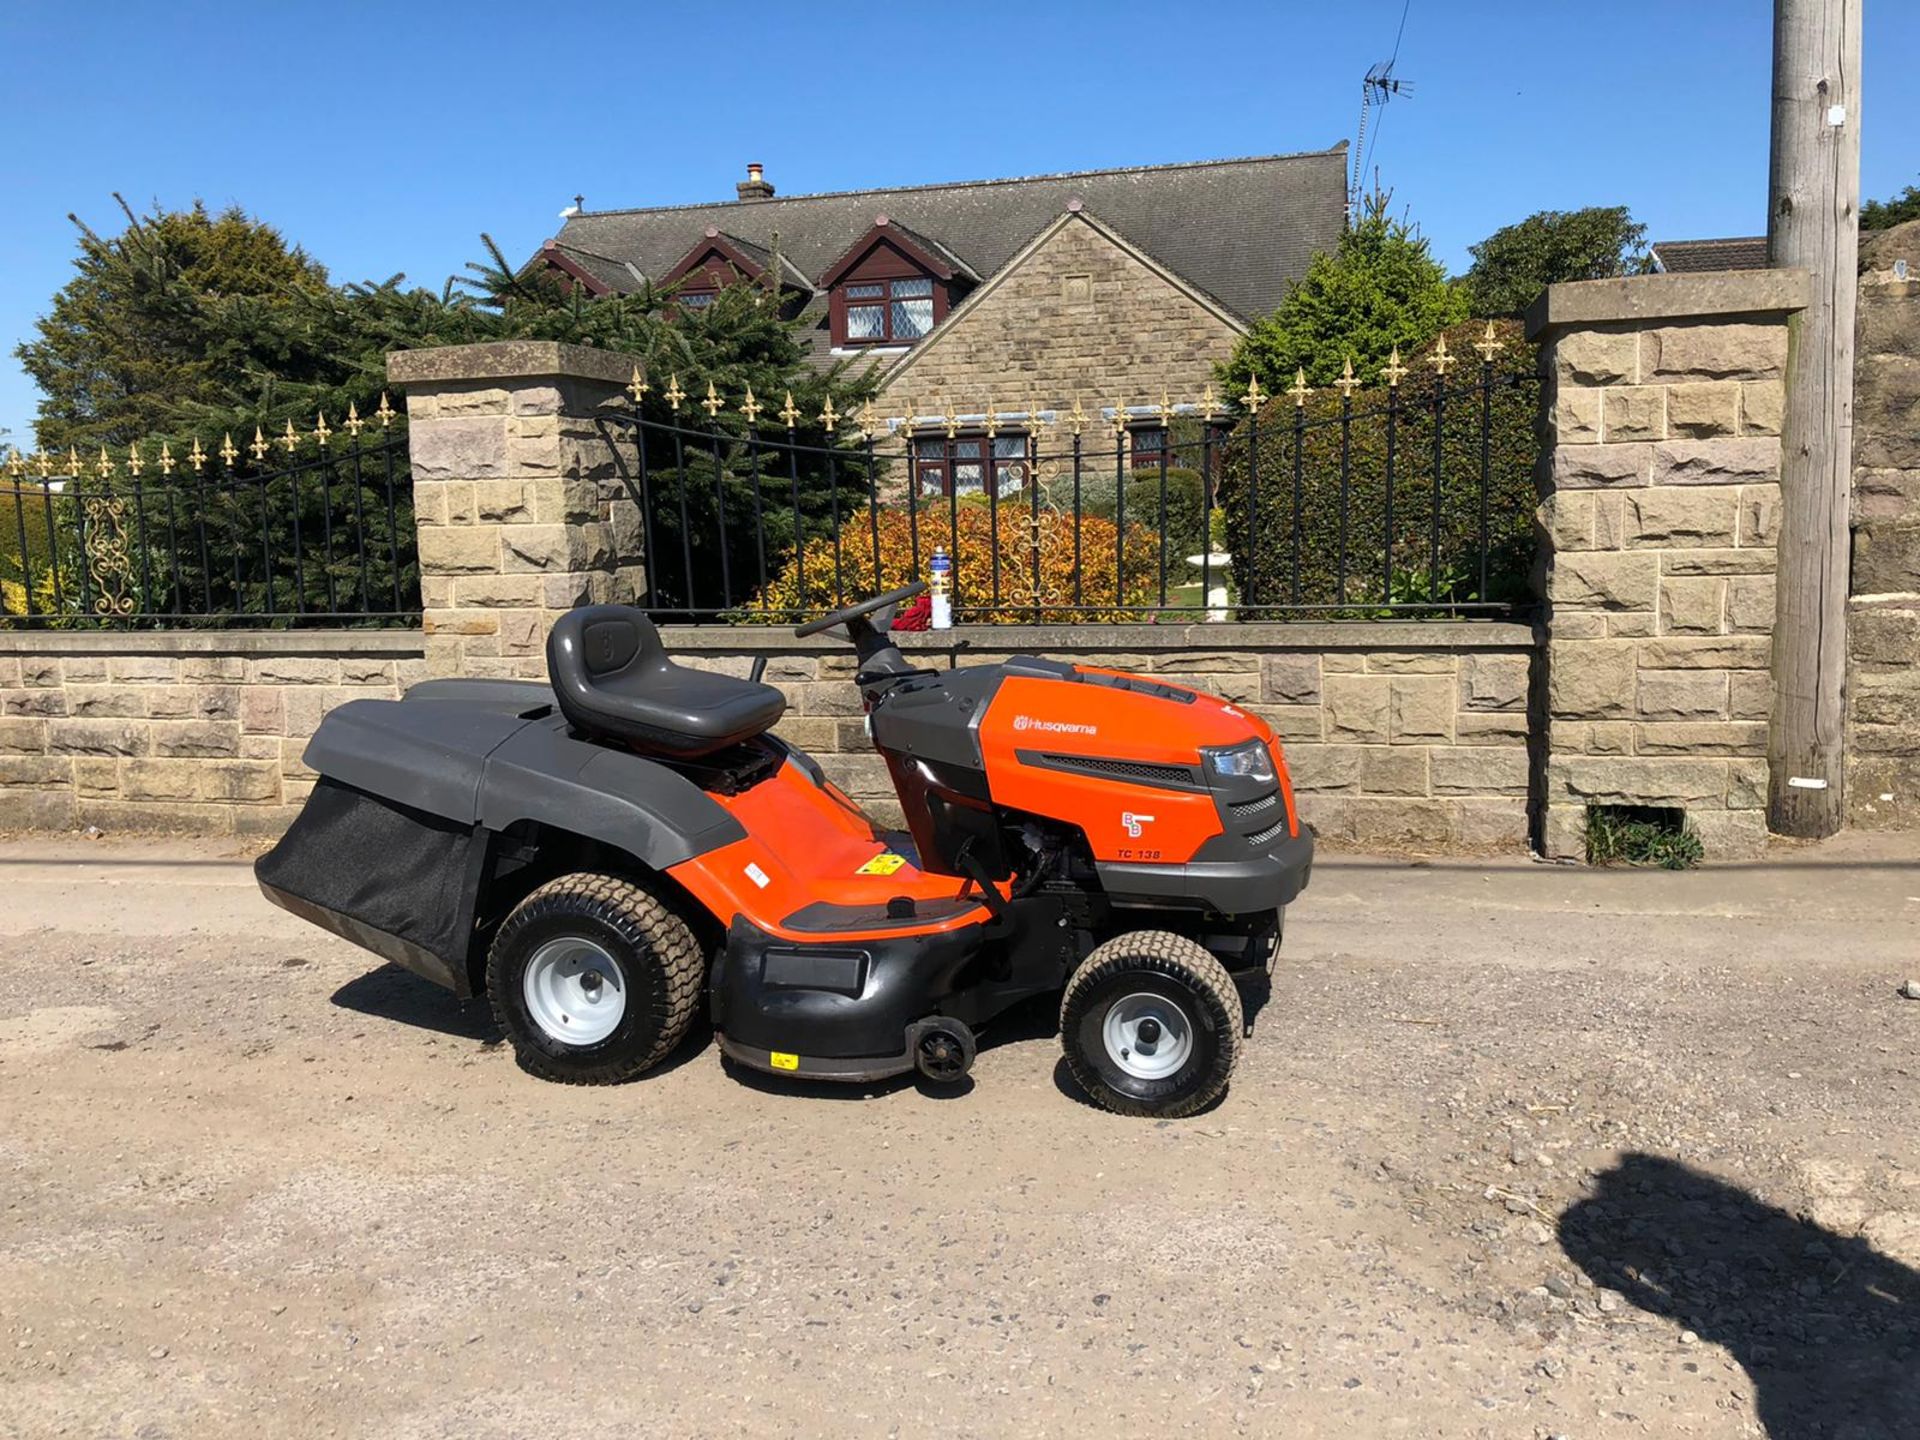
[248,657,341,685]
[1638,669,1729,720]
[1549,551,1658,611]
[1663,548,1777,576]
[1148,652,1260,674]
[1541,804,1587,860]
[1847,755,1920,831]
[120,758,279,804]
[1666,382,1741,438]
[1659,577,1726,635]
[1429,746,1529,795]
[1737,485,1781,547]
[66,686,144,719]
[410,416,509,482]
[47,719,148,757]
[146,685,240,720]
[769,717,840,753]
[1538,491,1594,550]
[1606,611,1658,638]
[423,610,498,637]
[1554,385,1602,443]
[1459,653,1530,712]
[1556,330,1638,386]
[1262,653,1321,704]
[0,790,75,829]
[1550,443,1650,489]
[1633,721,1767,756]
[4,688,67,718]
[1320,653,1366,673]
[417,526,503,576]
[1643,323,1788,381]
[179,656,248,684]
[1727,758,1769,808]
[240,688,285,735]
[1637,636,1771,669]
[1652,438,1779,487]
[1323,675,1390,743]
[150,721,240,758]
[109,656,179,684]
[1626,489,1739,547]
[1359,746,1429,796]
[1452,798,1529,851]
[72,757,118,796]
[1730,670,1772,720]
[799,681,867,717]
[1285,744,1363,793]
[1849,606,1920,668]
[0,718,47,754]
[20,656,61,686]
[1389,675,1454,742]
[1686,809,1769,859]
[1258,705,1322,743]
[340,658,397,686]
[1456,711,1529,745]
[1363,653,1456,674]
[474,481,533,522]
[1593,492,1630,549]
[1852,516,1920,595]
[1601,386,1665,442]
[1725,574,1776,632]
[1548,640,1637,720]
[0,754,70,789]
[1739,380,1784,436]
[1344,797,1455,853]
[1554,756,1729,806]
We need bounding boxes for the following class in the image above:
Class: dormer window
[845,277,934,344]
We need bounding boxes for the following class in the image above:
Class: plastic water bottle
[929,545,953,630]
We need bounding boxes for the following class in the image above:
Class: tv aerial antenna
[1351,61,1414,214]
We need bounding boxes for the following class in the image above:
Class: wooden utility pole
[1766,0,1862,837]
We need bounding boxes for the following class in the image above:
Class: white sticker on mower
[1012,715,1098,736]
[1121,811,1156,838]
[744,862,771,889]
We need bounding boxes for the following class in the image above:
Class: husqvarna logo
[1012,714,1097,736]
[1121,811,1155,838]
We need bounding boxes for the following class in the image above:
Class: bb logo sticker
[856,852,908,875]
[1120,811,1155,838]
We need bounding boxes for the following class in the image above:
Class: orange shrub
[746,502,1166,623]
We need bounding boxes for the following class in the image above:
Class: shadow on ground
[1560,1153,1920,1439]
[331,965,499,1042]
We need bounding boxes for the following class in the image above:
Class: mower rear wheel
[487,872,704,1085]
[1060,931,1243,1118]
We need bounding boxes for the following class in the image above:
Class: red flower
[891,593,933,631]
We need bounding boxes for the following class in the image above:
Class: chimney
[736,162,775,202]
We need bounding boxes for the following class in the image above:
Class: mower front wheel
[1060,931,1244,1118]
[487,872,704,1085]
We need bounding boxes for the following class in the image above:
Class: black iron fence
[1,407,418,629]
[603,337,1541,625]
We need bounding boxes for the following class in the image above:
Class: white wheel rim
[1101,992,1194,1081]
[522,937,626,1047]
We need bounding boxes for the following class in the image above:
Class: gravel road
[2,833,1917,1439]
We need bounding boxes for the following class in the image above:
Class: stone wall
[392,342,643,683]
[666,622,1537,853]
[1848,220,1920,829]
[0,631,423,834]
[875,209,1244,415]
[1526,271,1808,859]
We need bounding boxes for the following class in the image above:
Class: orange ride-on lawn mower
[256,584,1312,1117]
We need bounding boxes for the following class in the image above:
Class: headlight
[1204,740,1275,785]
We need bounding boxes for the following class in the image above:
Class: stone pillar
[1527,271,1809,859]
[388,342,643,680]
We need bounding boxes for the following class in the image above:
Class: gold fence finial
[1286,368,1310,407]
[701,381,723,420]
[248,428,267,463]
[159,442,175,476]
[1200,383,1218,421]
[1334,356,1359,399]
[314,411,332,448]
[899,396,916,433]
[1245,374,1267,412]
[1159,389,1173,425]
[1382,346,1408,387]
[1475,320,1504,362]
[985,401,998,440]
[1431,333,1455,376]
[5,450,22,480]
[627,365,649,404]
[281,419,299,455]
[1025,389,1047,435]
[857,397,877,440]
[127,442,143,477]
[818,394,838,433]
[1111,400,1131,437]
[375,392,395,427]
[780,390,800,428]
[189,438,207,474]
[96,447,114,479]
[35,451,52,478]
[222,433,240,467]
[344,401,365,437]
[665,374,685,412]
[741,386,762,425]
[941,399,959,439]
[1068,396,1087,437]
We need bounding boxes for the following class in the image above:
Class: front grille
[1042,753,1195,787]
[1245,817,1289,848]
[1228,792,1279,821]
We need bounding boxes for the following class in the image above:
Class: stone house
[528,149,1347,491]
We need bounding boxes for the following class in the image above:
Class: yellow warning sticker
[769,1051,800,1071]
[856,852,908,875]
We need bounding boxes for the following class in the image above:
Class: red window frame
[842,276,935,346]
[1128,424,1170,471]
[911,432,1030,497]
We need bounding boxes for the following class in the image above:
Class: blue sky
[2,0,1913,446]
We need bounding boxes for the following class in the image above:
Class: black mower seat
[546,605,787,758]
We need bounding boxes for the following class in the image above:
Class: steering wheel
[794,582,927,638]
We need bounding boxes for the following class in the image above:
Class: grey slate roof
[1649,237,1770,274]
[547,146,1349,324]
